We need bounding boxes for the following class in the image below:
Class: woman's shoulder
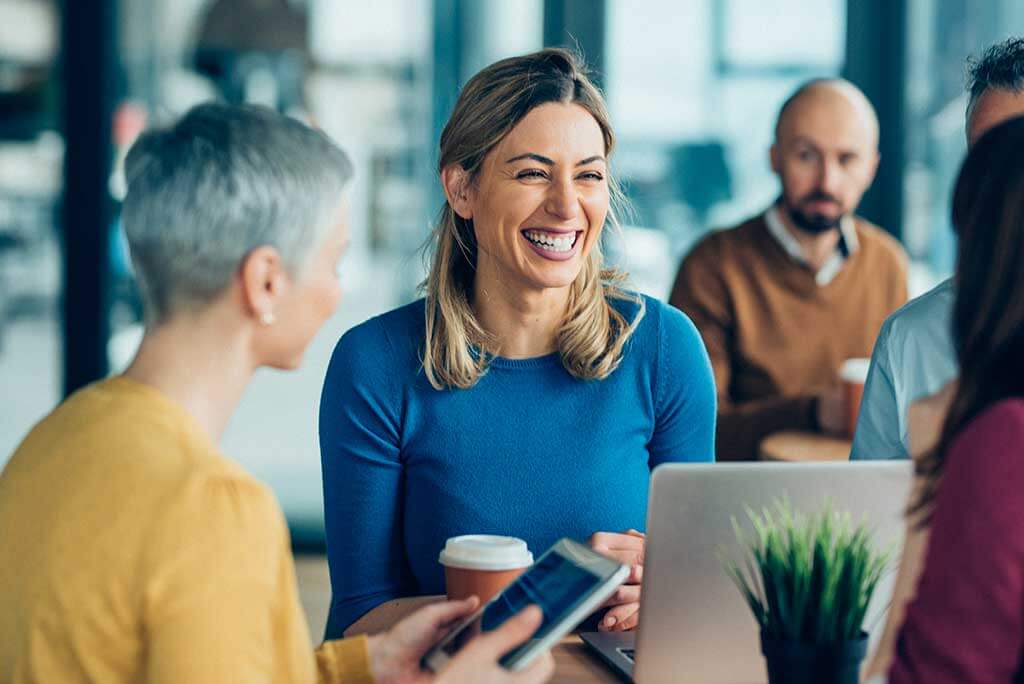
[609,291,707,382]
[334,298,425,363]
[610,290,701,347]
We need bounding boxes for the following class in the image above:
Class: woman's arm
[146,477,357,683]
[648,303,717,465]
[862,382,954,680]
[589,305,716,632]
[320,320,415,638]
[862,510,928,681]
[343,596,445,637]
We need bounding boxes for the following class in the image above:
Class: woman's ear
[441,165,474,220]
[239,246,287,324]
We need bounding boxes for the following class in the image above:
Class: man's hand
[589,529,645,632]
[816,385,846,435]
[908,380,958,459]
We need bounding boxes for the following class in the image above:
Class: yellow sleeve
[315,635,375,684]
[142,472,330,683]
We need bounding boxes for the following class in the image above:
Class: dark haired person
[880,115,1024,683]
[319,49,716,637]
[852,36,1024,461]
[670,78,908,461]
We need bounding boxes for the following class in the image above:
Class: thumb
[474,605,544,660]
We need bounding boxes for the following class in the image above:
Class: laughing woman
[319,48,716,638]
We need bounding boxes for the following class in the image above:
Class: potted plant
[721,499,892,684]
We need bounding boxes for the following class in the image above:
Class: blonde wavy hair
[422,48,644,390]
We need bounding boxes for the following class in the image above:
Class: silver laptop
[583,462,912,683]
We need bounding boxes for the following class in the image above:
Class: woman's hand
[367,597,479,684]
[365,599,553,684]
[435,606,554,684]
[589,529,645,632]
[861,381,955,681]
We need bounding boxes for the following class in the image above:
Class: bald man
[670,78,908,461]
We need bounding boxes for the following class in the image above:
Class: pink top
[890,398,1024,683]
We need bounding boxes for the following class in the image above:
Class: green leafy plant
[721,498,892,645]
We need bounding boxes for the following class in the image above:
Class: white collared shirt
[850,278,957,460]
[763,205,859,286]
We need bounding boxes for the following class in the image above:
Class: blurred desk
[759,431,851,462]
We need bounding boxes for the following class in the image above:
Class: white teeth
[525,231,576,253]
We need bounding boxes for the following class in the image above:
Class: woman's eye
[516,169,548,180]
[579,171,605,181]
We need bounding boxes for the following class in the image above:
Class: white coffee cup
[439,535,534,604]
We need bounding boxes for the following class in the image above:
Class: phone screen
[439,549,605,666]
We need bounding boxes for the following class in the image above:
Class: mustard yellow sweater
[0,377,373,683]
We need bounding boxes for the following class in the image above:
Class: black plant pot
[760,631,869,684]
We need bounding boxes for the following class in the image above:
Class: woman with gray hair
[320,49,716,637]
[0,104,551,684]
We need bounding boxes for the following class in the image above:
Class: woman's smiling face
[452,102,610,294]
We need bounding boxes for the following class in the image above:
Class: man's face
[967,87,1024,147]
[771,88,880,235]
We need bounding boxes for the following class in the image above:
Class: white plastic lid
[438,535,534,571]
[839,358,871,384]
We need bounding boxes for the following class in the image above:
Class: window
[902,0,1024,285]
[0,0,61,463]
[604,0,846,298]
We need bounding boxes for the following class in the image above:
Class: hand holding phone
[365,598,552,684]
[433,606,555,684]
[423,538,630,673]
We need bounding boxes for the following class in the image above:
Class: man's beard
[784,192,844,235]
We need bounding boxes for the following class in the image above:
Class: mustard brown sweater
[0,377,373,683]
[669,212,908,461]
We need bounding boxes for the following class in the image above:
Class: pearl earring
[260,311,276,326]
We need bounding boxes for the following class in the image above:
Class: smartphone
[422,537,629,672]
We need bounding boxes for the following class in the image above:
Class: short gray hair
[122,103,353,323]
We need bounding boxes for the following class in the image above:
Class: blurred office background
[0,0,1017,548]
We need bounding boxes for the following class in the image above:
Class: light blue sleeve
[319,318,414,638]
[649,302,717,466]
[850,318,908,460]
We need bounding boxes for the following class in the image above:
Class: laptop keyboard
[617,648,636,663]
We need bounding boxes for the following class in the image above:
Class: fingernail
[604,616,617,627]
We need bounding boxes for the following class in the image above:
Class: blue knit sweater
[319,294,716,637]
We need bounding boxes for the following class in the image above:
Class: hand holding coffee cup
[439,535,533,605]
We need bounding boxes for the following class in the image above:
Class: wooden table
[344,597,621,682]
[552,636,621,682]
[759,430,851,462]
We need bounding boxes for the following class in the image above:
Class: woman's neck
[472,276,570,359]
[123,307,256,442]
